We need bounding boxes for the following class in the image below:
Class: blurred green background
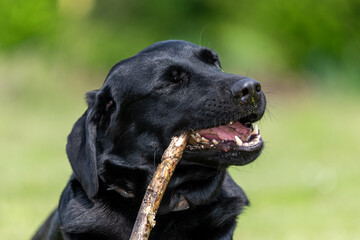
[1,0,359,239]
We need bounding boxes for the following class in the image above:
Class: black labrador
[33,40,266,240]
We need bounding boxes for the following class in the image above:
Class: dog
[33,40,266,240]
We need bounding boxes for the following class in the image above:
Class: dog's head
[66,40,266,199]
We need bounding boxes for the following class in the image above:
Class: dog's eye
[166,66,189,84]
[199,49,222,69]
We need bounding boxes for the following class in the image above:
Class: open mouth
[186,121,262,153]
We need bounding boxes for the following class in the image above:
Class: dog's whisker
[153,149,158,166]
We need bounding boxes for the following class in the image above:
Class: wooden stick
[129,131,190,240]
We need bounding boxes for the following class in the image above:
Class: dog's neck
[98,156,226,214]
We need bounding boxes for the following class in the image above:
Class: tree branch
[129,131,190,240]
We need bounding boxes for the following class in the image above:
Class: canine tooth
[195,133,202,142]
[243,143,249,147]
[192,133,200,142]
[229,121,233,124]
[235,136,243,146]
[212,139,219,145]
[252,124,259,135]
[201,137,209,143]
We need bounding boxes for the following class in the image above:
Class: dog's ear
[66,88,115,199]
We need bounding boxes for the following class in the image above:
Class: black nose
[231,78,262,102]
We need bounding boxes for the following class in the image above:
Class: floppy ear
[66,88,115,199]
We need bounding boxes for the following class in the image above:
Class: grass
[1,54,359,239]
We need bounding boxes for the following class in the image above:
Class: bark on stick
[129,131,190,240]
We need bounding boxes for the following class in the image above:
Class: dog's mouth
[182,119,263,167]
[187,121,262,152]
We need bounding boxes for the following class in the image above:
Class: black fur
[33,40,266,240]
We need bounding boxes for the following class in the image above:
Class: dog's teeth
[253,135,261,144]
[212,139,219,145]
[193,133,201,142]
[243,143,249,147]
[235,136,243,146]
[201,137,209,143]
[229,121,233,124]
[252,124,259,135]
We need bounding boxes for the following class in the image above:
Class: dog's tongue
[196,121,252,142]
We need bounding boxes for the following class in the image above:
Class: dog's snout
[231,78,262,103]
